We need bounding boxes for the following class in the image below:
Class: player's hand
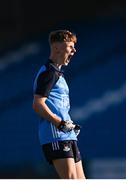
[57,120,76,133]
[57,120,81,134]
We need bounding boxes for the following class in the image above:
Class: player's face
[57,41,76,66]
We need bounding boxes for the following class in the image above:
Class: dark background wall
[0,0,126,54]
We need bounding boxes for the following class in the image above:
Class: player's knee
[67,172,77,179]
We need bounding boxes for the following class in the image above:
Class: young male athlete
[33,29,86,179]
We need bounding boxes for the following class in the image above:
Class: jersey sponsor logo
[62,95,70,109]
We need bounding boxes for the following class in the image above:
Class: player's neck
[49,58,62,70]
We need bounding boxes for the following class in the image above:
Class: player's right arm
[33,95,62,127]
[33,95,79,133]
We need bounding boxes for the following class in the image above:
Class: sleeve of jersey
[34,70,58,97]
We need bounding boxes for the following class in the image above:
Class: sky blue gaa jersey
[33,59,77,145]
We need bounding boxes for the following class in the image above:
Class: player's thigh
[75,160,86,179]
[52,158,77,179]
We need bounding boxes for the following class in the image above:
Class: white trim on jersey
[51,123,60,150]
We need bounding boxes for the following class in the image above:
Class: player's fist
[57,120,75,133]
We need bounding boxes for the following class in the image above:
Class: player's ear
[53,43,60,53]
[52,43,57,50]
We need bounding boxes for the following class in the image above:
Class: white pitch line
[71,83,126,121]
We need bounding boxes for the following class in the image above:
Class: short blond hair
[49,29,77,44]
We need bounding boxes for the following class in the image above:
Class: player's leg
[75,160,86,179]
[72,140,86,179]
[52,158,77,179]
[42,140,82,178]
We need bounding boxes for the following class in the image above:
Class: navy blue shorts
[42,140,82,164]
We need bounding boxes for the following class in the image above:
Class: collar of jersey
[48,59,64,74]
